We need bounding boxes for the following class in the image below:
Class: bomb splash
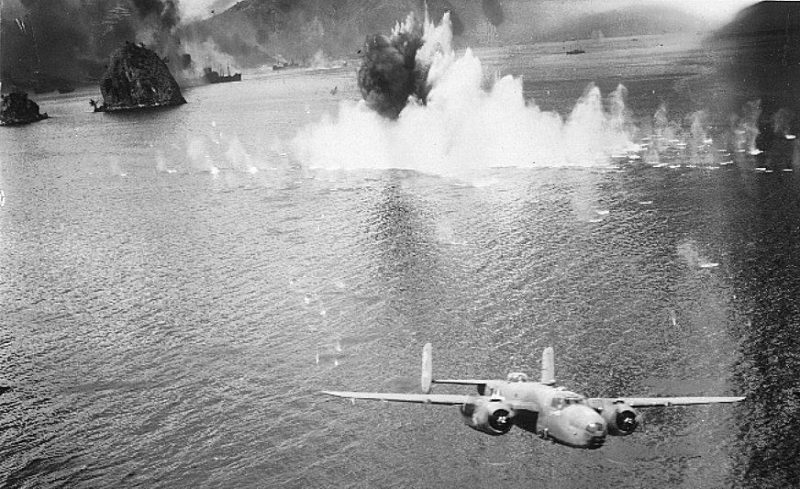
[295,13,635,177]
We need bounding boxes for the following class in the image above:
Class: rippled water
[2,35,800,488]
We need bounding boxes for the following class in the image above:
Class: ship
[272,59,300,71]
[203,66,242,83]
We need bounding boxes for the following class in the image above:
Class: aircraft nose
[585,421,606,447]
[562,405,607,448]
[586,421,604,434]
[582,409,606,448]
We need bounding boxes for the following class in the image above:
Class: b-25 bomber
[322,344,744,449]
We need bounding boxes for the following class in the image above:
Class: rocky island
[0,92,48,126]
[95,42,186,112]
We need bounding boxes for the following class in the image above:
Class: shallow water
[1,35,799,488]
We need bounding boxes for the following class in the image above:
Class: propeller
[616,409,638,433]
[489,408,513,432]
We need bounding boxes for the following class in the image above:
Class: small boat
[272,60,300,71]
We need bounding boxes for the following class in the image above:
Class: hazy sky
[180,0,760,24]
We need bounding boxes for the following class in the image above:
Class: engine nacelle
[593,400,638,436]
[460,399,514,436]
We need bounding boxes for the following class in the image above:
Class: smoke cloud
[357,13,432,119]
[295,14,634,178]
[423,0,464,35]
[481,0,504,26]
[1,0,189,91]
[132,0,180,29]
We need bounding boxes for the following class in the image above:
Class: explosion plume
[296,13,634,178]
[357,13,433,119]
[481,0,504,26]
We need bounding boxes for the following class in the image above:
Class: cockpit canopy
[551,392,586,409]
[506,372,529,382]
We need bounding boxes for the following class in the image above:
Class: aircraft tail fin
[541,346,555,385]
[421,343,433,393]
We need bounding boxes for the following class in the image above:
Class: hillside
[180,0,473,67]
[533,5,708,41]
[712,0,800,38]
[706,1,800,146]
[0,0,720,91]
[709,0,800,86]
[183,1,711,69]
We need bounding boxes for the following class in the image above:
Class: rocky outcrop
[96,42,186,112]
[0,92,48,126]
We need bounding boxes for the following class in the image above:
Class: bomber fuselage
[474,379,607,449]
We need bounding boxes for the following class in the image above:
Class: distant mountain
[712,1,800,38]
[183,1,712,70]
[707,1,800,146]
[180,0,463,67]
[532,5,709,42]
[1,0,719,91]
[709,1,800,78]
[1,0,188,93]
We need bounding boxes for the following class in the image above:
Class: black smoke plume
[1,0,187,91]
[132,0,180,29]
[5,0,92,87]
[482,0,504,26]
[422,0,464,35]
[131,0,187,75]
[357,15,430,120]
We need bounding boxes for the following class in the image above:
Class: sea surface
[2,34,800,488]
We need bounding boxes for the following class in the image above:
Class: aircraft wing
[601,396,745,407]
[432,379,492,386]
[322,391,471,405]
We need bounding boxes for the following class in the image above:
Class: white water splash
[225,136,258,174]
[735,99,762,156]
[294,15,634,178]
